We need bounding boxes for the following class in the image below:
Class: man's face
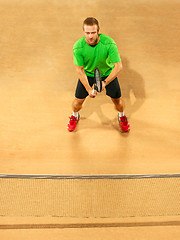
[83,24,99,46]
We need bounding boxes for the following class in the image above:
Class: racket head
[94,67,102,92]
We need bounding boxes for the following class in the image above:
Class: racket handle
[92,89,95,94]
[94,84,98,92]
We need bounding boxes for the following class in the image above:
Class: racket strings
[94,68,102,92]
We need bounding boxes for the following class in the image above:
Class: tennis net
[0,173,180,218]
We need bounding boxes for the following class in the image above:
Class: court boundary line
[0,173,180,179]
[1,221,180,229]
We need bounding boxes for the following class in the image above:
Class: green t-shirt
[73,34,121,77]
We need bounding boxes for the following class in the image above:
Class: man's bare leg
[67,98,86,131]
[111,97,125,112]
[72,97,86,113]
[111,97,130,132]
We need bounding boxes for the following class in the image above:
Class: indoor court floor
[0,0,180,239]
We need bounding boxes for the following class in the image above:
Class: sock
[118,112,125,118]
[72,111,78,118]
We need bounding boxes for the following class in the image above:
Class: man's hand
[89,89,97,98]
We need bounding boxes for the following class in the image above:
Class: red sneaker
[118,114,130,132]
[67,113,80,132]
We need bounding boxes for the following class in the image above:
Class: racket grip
[94,84,98,91]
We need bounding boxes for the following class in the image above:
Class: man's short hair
[83,17,100,31]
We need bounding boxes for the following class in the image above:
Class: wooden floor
[0,0,180,239]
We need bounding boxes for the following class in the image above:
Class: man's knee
[111,97,121,105]
[72,98,85,111]
[111,97,124,111]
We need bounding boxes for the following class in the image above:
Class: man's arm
[102,61,122,90]
[75,65,97,98]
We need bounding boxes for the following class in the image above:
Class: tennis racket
[94,67,102,92]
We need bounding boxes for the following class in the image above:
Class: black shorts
[75,76,121,99]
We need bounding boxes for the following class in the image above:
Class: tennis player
[67,17,130,132]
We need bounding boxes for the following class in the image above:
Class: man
[67,17,130,132]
